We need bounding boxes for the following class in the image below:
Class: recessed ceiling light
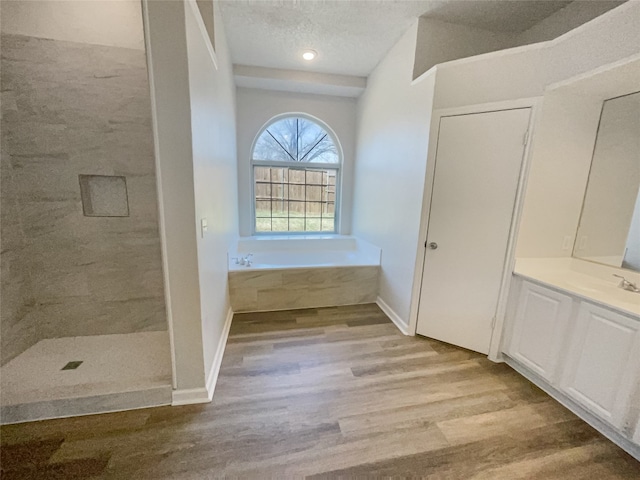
[302,50,317,61]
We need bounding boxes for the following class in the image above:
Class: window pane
[254,166,270,181]
[253,166,338,234]
[289,217,305,231]
[271,167,288,183]
[256,199,271,213]
[322,217,335,232]
[306,202,322,216]
[305,218,321,231]
[289,185,305,201]
[252,117,338,163]
[325,201,335,216]
[256,218,272,232]
[253,132,293,162]
[288,200,304,216]
[271,202,287,218]
[306,186,322,202]
[267,118,297,160]
[303,135,338,163]
[289,169,305,184]
[271,184,288,201]
[306,170,323,185]
[272,218,289,232]
[254,183,271,200]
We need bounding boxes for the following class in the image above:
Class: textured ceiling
[218,1,582,77]
[219,0,436,76]
[423,0,572,33]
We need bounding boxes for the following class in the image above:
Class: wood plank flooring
[1,304,639,479]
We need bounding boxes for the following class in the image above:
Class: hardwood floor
[1,303,639,479]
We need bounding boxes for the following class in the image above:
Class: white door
[560,303,640,429]
[416,108,531,354]
[507,281,573,382]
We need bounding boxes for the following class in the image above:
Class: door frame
[407,97,542,362]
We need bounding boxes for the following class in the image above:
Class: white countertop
[514,258,640,317]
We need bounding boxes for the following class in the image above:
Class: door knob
[428,242,438,250]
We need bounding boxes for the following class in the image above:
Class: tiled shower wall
[0,34,167,365]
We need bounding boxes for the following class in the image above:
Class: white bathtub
[228,236,381,272]
[228,236,381,312]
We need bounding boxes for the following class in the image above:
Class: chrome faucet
[231,254,253,267]
[613,274,640,293]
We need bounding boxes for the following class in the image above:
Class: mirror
[573,91,640,272]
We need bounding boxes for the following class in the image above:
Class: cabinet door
[561,303,640,429]
[508,281,573,382]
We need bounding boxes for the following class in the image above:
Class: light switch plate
[201,218,208,237]
[562,236,572,250]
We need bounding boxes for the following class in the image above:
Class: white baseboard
[171,387,210,406]
[205,307,234,400]
[172,307,234,406]
[376,296,410,335]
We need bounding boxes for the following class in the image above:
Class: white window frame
[250,113,343,235]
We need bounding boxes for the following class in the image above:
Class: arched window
[251,115,341,233]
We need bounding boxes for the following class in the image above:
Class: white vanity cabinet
[504,276,640,459]
[508,281,573,382]
[560,303,640,430]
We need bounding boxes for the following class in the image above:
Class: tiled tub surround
[228,236,381,312]
[0,34,167,364]
[0,332,172,424]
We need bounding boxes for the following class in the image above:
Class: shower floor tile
[1,331,172,423]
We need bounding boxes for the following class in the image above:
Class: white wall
[351,2,640,330]
[235,87,357,236]
[351,22,436,326]
[145,0,239,396]
[184,0,238,380]
[544,2,640,87]
[413,17,516,79]
[432,45,548,110]
[144,0,204,392]
[1,0,145,49]
[432,2,639,110]
[515,0,624,46]
[425,2,640,262]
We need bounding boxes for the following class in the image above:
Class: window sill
[244,233,347,241]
